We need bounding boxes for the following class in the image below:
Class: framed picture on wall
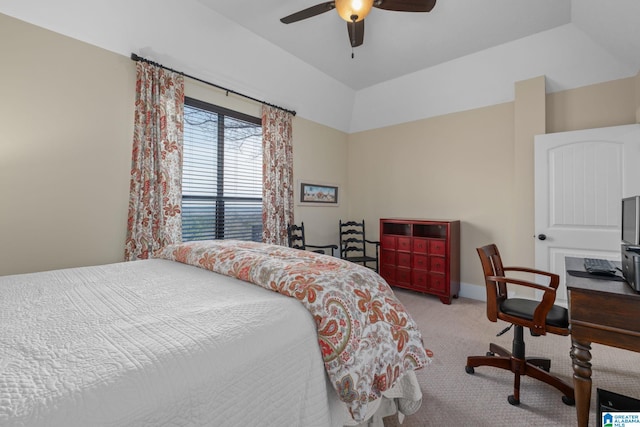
[298,181,339,206]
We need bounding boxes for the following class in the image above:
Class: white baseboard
[458,282,486,302]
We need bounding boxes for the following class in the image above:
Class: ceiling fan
[280,0,436,50]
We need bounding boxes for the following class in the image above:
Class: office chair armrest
[502,266,560,289]
[487,275,557,293]
[488,274,558,334]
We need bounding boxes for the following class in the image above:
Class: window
[181,97,262,242]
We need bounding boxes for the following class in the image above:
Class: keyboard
[584,258,617,276]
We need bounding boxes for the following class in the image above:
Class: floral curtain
[261,105,294,245]
[124,61,184,261]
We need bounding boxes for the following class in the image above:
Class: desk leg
[571,339,593,427]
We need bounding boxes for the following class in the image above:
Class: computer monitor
[621,196,640,291]
[621,196,640,246]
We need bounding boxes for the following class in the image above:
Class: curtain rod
[130,53,296,116]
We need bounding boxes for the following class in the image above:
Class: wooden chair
[465,244,575,406]
[339,220,380,272]
[287,222,337,255]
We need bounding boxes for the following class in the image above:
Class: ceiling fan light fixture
[335,0,374,22]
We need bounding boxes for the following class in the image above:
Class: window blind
[182,97,263,242]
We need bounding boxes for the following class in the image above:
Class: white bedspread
[0,259,344,426]
[154,240,430,422]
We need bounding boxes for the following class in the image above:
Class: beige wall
[546,77,637,133]
[347,76,639,296]
[292,117,349,251]
[636,72,640,123]
[513,76,546,268]
[347,103,515,296]
[0,14,135,275]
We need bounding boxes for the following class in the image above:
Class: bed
[0,240,430,426]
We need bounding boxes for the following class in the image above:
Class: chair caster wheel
[562,396,575,406]
[465,366,474,374]
[508,395,520,406]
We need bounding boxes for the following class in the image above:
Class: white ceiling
[196,0,639,91]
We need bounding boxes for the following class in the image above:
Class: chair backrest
[476,244,508,322]
[287,223,306,250]
[339,220,369,258]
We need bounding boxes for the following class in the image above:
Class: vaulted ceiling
[197,0,640,91]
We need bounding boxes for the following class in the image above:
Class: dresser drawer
[380,265,396,284]
[381,249,396,265]
[412,254,428,270]
[397,252,411,268]
[429,239,446,255]
[412,270,428,291]
[429,256,446,274]
[413,238,428,253]
[381,235,396,250]
[429,274,447,293]
[397,237,412,252]
[396,267,411,286]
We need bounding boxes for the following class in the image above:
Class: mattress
[0,259,343,426]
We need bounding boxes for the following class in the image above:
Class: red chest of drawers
[380,218,460,304]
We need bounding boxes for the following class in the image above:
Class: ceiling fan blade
[280,2,335,24]
[374,0,436,12]
[347,20,364,47]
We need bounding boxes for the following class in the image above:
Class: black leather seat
[500,298,569,329]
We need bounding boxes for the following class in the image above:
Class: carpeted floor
[383,289,640,426]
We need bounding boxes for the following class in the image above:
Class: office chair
[465,244,575,406]
[338,220,380,272]
[287,222,337,255]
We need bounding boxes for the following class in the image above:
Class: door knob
[537,234,547,241]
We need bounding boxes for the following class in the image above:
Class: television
[621,196,640,246]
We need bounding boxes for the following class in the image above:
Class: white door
[534,124,640,306]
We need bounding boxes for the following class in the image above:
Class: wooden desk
[565,257,640,427]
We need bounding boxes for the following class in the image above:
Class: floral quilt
[154,240,431,422]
